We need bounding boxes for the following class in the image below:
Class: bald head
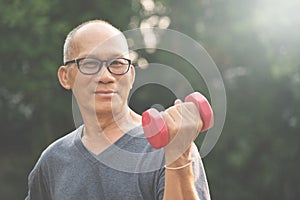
[63,20,127,63]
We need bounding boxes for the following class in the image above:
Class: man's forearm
[163,154,200,200]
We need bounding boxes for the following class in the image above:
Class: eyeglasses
[64,57,131,75]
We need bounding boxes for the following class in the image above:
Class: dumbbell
[142,92,214,149]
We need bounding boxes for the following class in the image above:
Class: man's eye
[110,61,122,65]
[82,61,98,68]
[110,60,126,67]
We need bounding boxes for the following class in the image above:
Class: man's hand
[162,100,204,200]
[162,99,203,166]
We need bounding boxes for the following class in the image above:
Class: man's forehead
[75,23,121,38]
[72,23,128,57]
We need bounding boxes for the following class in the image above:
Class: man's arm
[164,146,199,200]
[161,100,210,200]
[163,143,210,200]
[25,161,51,200]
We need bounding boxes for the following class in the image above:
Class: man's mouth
[94,90,117,98]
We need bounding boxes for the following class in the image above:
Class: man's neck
[80,106,141,155]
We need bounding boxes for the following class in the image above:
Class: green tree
[1,0,299,199]
[0,0,134,198]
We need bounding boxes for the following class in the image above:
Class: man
[26,20,211,200]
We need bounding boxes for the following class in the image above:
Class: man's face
[66,24,135,117]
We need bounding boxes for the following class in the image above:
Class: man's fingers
[161,101,202,143]
[174,99,182,105]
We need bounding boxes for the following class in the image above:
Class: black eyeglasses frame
[64,57,132,75]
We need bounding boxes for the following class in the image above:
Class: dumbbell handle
[142,92,214,149]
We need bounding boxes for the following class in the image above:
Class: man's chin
[94,103,122,116]
[94,104,113,114]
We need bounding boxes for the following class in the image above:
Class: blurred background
[1,0,299,199]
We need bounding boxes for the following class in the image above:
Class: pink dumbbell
[142,92,214,149]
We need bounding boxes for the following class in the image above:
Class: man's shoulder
[27,126,84,183]
[39,126,83,161]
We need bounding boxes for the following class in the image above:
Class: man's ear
[57,66,72,90]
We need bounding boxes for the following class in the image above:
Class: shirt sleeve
[25,159,51,200]
[156,166,165,200]
[191,143,211,200]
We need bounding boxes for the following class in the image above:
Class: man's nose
[95,64,114,83]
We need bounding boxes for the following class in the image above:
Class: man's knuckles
[162,102,203,138]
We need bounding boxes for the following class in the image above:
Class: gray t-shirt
[25,125,210,200]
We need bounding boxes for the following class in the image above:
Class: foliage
[0,0,299,199]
